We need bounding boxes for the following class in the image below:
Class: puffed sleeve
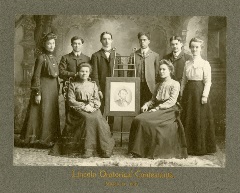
[68,83,86,111]
[90,54,101,91]
[180,63,188,97]
[59,56,76,81]
[89,82,101,109]
[31,55,44,96]
[158,81,180,109]
[202,61,212,98]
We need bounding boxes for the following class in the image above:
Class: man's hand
[98,91,103,100]
[201,96,208,104]
[141,104,149,112]
[35,95,41,105]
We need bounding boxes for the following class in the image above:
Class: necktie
[105,50,111,59]
[173,53,178,59]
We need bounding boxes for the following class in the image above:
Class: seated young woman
[128,59,188,159]
[49,63,115,158]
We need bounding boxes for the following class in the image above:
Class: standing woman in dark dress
[180,37,216,155]
[20,32,61,148]
[128,60,187,159]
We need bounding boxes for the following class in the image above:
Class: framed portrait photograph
[105,77,140,116]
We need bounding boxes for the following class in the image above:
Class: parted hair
[159,59,175,76]
[71,36,84,44]
[189,37,204,48]
[137,32,151,40]
[118,88,128,96]
[169,36,182,43]
[100,31,113,40]
[78,62,92,74]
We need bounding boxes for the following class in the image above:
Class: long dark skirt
[128,105,187,159]
[20,77,60,148]
[49,109,115,156]
[181,81,216,155]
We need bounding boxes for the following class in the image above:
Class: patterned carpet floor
[13,136,225,167]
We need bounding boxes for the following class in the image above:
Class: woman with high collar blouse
[19,33,61,148]
[180,37,216,156]
[49,63,115,158]
[128,59,187,159]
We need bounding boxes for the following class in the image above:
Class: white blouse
[180,56,212,98]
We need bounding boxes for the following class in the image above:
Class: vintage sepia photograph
[13,15,226,167]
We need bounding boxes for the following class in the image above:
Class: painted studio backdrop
[14,15,226,138]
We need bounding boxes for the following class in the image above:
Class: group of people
[18,31,216,159]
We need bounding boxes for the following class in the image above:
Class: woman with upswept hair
[180,37,216,155]
[128,59,187,159]
[19,32,61,148]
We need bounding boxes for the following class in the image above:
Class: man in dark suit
[59,36,90,115]
[59,36,90,81]
[91,32,122,131]
[129,32,160,107]
[163,36,192,83]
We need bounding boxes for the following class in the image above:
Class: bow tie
[74,53,81,57]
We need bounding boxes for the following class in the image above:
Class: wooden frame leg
[120,116,123,147]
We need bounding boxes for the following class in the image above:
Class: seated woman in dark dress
[49,63,115,158]
[128,59,187,159]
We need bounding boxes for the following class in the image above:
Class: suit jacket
[59,52,90,81]
[129,48,160,94]
[115,99,130,107]
[163,50,192,82]
[90,49,123,93]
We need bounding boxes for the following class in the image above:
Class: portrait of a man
[115,88,131,107]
